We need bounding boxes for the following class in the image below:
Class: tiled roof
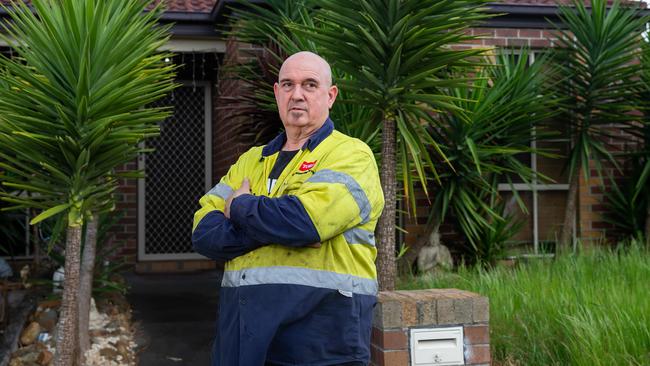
[0,0,218,13]
[152,0,217,13]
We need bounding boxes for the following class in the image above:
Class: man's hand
[306,242,321,248]
[224,178,251,219]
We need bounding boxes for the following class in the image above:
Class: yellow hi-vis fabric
[193,129,384,295]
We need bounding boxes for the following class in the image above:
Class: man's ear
[328,85,338,108]
[273,82,280,100]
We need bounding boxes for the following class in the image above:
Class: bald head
[279,51,333,87]
[274,51,338,133]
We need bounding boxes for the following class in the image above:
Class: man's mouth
[290,107,306,112]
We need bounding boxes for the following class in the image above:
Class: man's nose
[290,85,305,100]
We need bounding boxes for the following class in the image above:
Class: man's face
[274,54,338,131]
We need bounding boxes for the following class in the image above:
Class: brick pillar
[371,289,490,366]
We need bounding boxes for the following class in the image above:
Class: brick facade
[105,3,639,269]
[405,21,639,253]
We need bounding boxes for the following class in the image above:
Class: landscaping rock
[99,347,120,360]
[19,322,40,346]
[11,344,37,358]
[35,300,60,310]
[36,349,52,365]
[90,329,111,338]
[114,340,129,359]
[9,288,136,366]
[34,310,57,332]
[10,343,39,365]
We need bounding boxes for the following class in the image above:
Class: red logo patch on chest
[299,160,317,171]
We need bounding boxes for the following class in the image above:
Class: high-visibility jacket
[192,118,384,366]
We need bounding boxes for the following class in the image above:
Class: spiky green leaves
[432,50,559,258]
[0,0,176,227]
[552,0,649,180]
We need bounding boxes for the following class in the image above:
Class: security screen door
[138,82,211,260]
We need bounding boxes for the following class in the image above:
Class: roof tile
[0,0,218,13]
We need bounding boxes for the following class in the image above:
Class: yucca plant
[635,40,650,246]
[295,0,492,290]
[399,50,558,268]
[603,159,648,241]
[0,0,175,365]
[551,0,649,251]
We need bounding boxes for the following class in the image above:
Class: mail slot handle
[417,338,457,349]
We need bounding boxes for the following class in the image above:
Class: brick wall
[113,161,138,266]
[213,38,267,180]
[467,27,558,49]
[212,38,250,180]
[404,23,637,253]
[371,289,490,366]
[110,13,638,269]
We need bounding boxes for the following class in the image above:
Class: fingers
[225,178,251,219]
[306,242,321,248]
[224,195,233,219]
[240,178,250,192]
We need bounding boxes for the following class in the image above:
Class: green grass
[398,245,650,366]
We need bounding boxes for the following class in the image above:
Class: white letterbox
[410,327,464,365]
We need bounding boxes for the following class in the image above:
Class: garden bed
[5,291,136,366]
[398,245,650,365]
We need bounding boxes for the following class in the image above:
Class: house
[0,0,638,271]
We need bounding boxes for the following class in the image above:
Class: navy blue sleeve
[192,210,265,261]
[229,194,321,246]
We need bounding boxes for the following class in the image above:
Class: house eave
[483,3,650,29]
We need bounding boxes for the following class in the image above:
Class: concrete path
[124,270,222,366]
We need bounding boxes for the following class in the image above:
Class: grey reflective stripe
[222,266,378,296]
[343,227,375,246]
[207,183,233,200]
[306,169,371,224]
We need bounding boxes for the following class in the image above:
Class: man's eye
[282,82,293,89]
[305,83,317,89]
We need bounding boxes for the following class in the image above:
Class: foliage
[300,0,491,203]
[222,0,317,145]
[225,0,381,149]
[0,0,176,227]
[0,1,176,363]
[635,35,650,244]
[399,244,650,366]
[40,211,128,296]
[466,190,526,266]
[552,0,647,180]
[91,212,129,296]
[0,199,26,256]
[422,50,557,263]
[604,158,649,240]
[294,0,494,290]
[551,0,649,248]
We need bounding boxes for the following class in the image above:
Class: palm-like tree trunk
[377,116,397,291]
[559,167,580,252]
[78,215,98,364]
[54,226,82,366]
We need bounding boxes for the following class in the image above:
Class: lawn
[398,245,650,366]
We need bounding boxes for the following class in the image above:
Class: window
[497,50,570,254]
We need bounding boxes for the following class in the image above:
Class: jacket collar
[262,117,334,157]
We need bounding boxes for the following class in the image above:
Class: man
[192,51,384,366]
